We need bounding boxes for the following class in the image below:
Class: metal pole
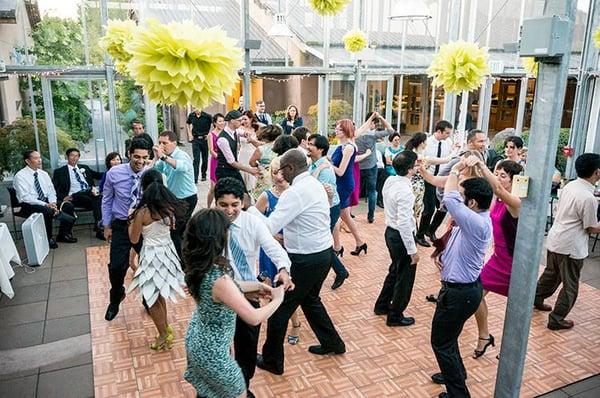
[97,81,109,155]
[494,1,577,397]
[457,0,477,141]
[81,0,99,170]
[100,0,121,155]
[40,77,59,169]
[318,16,330,135]
[242,0,251,111]
[19,5,40,154]
[515,76,528,133]
[396,20,407,134]
[385,75,394,122]
[353,59,362,123]
[429,0,443,134]
[477,0,495,133]
[443,0,462,124]
[565,0,599,178]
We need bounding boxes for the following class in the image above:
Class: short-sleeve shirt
[547,178,599,259]
[187,112,212,137]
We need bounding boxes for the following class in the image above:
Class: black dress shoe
[49,238,58,249]
[376,202,384,209]
[426,231,438,242]
[374,307,389,316]
[331,272,348,290]
[431,372,445,384]
[415,236,431,247]
[201,176,207,182]
[548,319,574,330]
[256,354,283,375]
[438,393,449,398]
[105,293,126,321]
[56,234,78,243]
[368,218,374,223]
[308,343,346,356]
[96,231,106,241]
[386,316,415,327]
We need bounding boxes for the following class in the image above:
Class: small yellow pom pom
[522,57,538,77]
[343,30,367,53]
[593,26,600,49]
[99,19,137,75]
[309,0,351,16]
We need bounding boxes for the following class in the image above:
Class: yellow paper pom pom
[522,57,538,77]
[309,0,351,16]
[343,29,367,53]
[427,41,491,94]
[99,19,136,75]
[593,26,600,49]
[125,19,243,108]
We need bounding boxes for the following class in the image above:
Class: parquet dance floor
[87,214,600,397]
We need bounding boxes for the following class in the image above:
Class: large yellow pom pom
[125,19,243,108]
[522,57,538,77]
[427,41,491,94]
[309,0,351,16]
[99,19,136,75]
[343,29,367,53]
[593,26,600,49]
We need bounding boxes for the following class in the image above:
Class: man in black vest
[53,148,104,240]
[215,110,259,189]
[186,106,212,183]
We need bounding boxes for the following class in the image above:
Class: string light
[250,71,317,82]
[0,67,87,78]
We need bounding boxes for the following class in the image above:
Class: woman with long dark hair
[183,209,284,398]
[280,105,303,135]
[127,169,187,351]
[99,152,122,193]
[207,113,225,208]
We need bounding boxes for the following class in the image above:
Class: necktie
[33,171,48,202]
[73,167,89,191]
[130,174,141,209]
[434,141,442,175]
[229,225,254,281]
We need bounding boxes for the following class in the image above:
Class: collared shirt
[423,135,453,174]
[68,164,89,195]
[382,175,417,255]
[255,112,272,125]
[547,178,599,259]
[154,147,197,199]
[101,163,147,226]
[355,129,393,170]
[248,171,332,254]
[186,111,212,136]
[310,157,340,207]
[217,126,242,164]
[227,211,291,281]
[14,166,56,205]
[440,190,492,283]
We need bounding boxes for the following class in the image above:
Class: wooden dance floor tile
[87,215,600,397]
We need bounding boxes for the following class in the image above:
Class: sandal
[473,334,495,359]
[287,322,301,345]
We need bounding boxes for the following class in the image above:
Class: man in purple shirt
[102,138,150,321]
[429,159,493,398]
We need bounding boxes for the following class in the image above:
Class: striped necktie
[130,174,141,209]
[73,167,89,191]
[229,224,254,281]
[33,171,48,202]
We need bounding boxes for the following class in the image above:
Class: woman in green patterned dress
[182,209,285,398]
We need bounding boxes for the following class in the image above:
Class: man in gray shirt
[355,111,394,223]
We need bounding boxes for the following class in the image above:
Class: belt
[111,219,129,226]
[441,278,480,289]
[193,135,207,139]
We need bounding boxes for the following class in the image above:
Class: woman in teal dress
[182,209,285,398]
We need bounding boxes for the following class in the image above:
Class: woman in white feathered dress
[128,169,186,351]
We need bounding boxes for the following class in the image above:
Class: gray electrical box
[519,16,570,58]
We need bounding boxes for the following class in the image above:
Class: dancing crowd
[12,98,600,398]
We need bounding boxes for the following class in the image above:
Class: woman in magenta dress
[206,113,225,208]
[471,158,523,358]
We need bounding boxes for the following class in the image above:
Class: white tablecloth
[0,223,21,299]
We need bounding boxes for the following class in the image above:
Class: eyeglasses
[278,164,292,172]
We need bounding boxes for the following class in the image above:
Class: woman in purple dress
[471,158,523,358]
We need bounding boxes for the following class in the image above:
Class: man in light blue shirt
[153,130,198,255]
[307,133,349,290]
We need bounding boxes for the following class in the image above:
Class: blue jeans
[329,205,348,276]
[361,165,378,221]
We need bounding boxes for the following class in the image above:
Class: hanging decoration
[593,25,600,49]
[309,0,351,16]
[99,19,137,75]
[343,29,367,53]
[427,41,491,94]
[125,19,243,108]
[522,57,538,78]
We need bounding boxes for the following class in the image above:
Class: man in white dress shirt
[416,120,454,247]
[214,177,292,397]
[249,149,345,375]
[13,150,76,249]
[374,150,420,327]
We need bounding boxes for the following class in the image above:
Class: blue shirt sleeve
[443,190,486,238]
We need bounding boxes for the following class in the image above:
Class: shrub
[496,128,570,172]
[307,99,353,135]
[0,117,75,179]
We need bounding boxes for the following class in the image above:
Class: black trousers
[261,248,343,371]
[71,190,102,224]
[374,227,417,318]
[20,202,74,239]
[234,299,260,389]
[417,182,439,238]
[192,136,209,183]
[108,219,142,304]
[376,167,389,207]
[431,280,483,398]
[171,194,197,257]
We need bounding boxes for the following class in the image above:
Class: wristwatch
[160,155,168,161]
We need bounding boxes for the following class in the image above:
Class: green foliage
[307,99,353,135]
[30,17,83,65]
[115,80,144,130]
[272,110,287,125]
[0,117,75,179]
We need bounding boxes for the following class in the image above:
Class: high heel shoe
[333,246,344,257]
[350,243,367,256]
[150,332,174,351]
[287,322,301,345]
[473,334,495,359]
